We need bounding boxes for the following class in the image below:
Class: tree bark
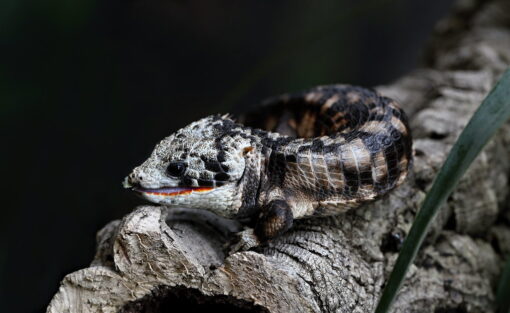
[47,0,510,312]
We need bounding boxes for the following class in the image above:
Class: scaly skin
[124,85,413,243]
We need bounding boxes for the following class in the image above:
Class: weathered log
[47,0,510,312]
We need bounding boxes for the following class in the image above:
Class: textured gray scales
[48,0,510,312]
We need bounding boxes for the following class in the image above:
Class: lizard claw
[224,228,261,255]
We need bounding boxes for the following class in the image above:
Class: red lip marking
[133,186,213,196]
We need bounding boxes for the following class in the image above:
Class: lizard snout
[123,171,143,189]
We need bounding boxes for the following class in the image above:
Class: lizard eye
[166,161,187,177]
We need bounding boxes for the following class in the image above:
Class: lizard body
[124,85,413,242]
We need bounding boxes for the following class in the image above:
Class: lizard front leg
[254,199,294,241]
[229,199,294,253]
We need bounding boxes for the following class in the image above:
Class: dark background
[1,0,455,312]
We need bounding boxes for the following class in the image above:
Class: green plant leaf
[375,68,510,313]
[496,257,510,313]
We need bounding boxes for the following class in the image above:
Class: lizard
[123,85,413,249]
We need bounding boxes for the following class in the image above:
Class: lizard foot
[225,228,261,255]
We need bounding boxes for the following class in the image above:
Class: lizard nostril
[124,175,136,189]
[128,173,139,184]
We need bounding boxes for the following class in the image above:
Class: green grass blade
[375,68,510,313]
[496,257,510,313]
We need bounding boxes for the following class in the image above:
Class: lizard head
[124,115,261,217]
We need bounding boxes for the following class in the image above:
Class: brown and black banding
[267,151,288,187]
[238,84,412,222]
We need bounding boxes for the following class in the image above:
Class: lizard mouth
[133,186,213,197]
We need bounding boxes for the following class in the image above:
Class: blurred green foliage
[496,257,510,313]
